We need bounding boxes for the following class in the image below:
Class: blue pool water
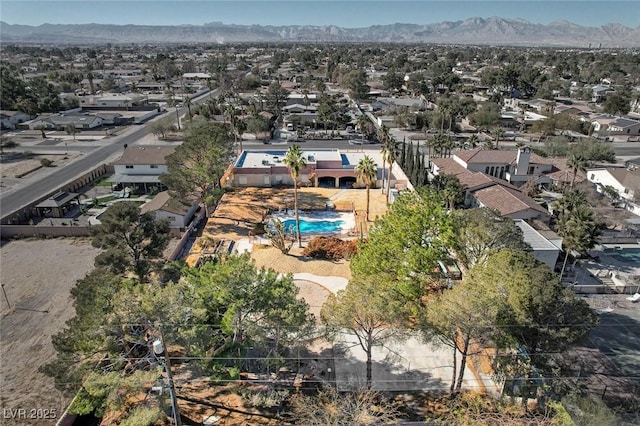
[282,219,345,234]
[605,248,640,264]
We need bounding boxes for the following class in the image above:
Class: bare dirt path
[0,238,101,426]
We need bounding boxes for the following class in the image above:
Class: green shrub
[40,158,53,167]
[120,407,163,426]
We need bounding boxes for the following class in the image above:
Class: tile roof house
[283,104,319,128]
[469,184,551,223]
[430,156,550,222]
[140,191,198,229]
[449,148,554,186]
[433,147,583,190]
[108,146,175,194]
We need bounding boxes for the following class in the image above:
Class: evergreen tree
[405,141,414,181]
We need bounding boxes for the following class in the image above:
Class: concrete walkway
[292,272,348,293]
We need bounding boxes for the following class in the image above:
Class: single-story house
[0,110,31,130]
[140,191,198,229]
[27,113,103,130]
[79,94,138,108]
[227,149,397,190]
[372,97,427,111]
[183,73,211,80]
[607,118,640,135]
[95,112,126,126]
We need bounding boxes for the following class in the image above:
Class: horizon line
[1,17,635,29]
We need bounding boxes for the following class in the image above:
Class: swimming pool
[282,219,345,234]
[605,248,640,264]
[268,211,355,235]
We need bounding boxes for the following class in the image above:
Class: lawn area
[94,176,113,187]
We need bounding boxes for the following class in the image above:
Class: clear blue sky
[1,1,638,28]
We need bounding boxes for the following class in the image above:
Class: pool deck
[199,187,387,241]
[574,244,640,294]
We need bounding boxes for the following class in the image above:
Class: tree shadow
[566,307,640,409]
[0,152,31,164]
[326,335,450,393]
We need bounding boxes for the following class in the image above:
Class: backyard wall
[0,225,91,239]
[1,164,112,226]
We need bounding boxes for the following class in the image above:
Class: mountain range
[1,17,639,47]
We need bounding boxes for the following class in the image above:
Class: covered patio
[34,191,81,218]
[106,174,166,195]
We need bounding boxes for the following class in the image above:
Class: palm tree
[557,204,600,280]
[225,104,238,153]
[601,185,621,206]
[284,145,307,248]
[378,125,400,203]
[492,127,505,149]
[567,154,588,188]
[85,67,95,95]
[552,189,587,217]
[184,96,192,123]
[355,155,378,221]
[236,119,247,154]
[356,114,370,141]
[466,134,479,149]
[433,174,464,211]
[443,177,464,211]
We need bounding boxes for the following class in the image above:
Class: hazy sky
[2,1,638,28]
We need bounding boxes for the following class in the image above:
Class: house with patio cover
[226,149,407,191]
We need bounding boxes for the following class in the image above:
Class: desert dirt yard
[0,238,102,426]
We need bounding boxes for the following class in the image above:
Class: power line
[59,321,635,330]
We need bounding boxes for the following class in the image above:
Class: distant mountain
[1,17,638,47]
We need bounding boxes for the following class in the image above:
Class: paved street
[0,125,150,220]
[0,91,216,222]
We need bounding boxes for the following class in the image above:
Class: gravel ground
[0,238,101,426]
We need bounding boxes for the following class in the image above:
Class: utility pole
[153,332,181,426]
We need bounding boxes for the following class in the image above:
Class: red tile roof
[471,185,550,217]
[454,148,548,165]
[542,157,588,184]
